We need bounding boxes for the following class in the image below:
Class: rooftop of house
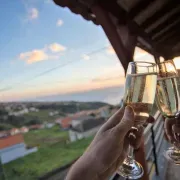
[0,134,24,150]
[10,128,20,132]
[61,117,72,123]
[71,117,105,132]
[20,126,28,129]
[0,131,10,138]
[29,124,43,129]
[72,114,93,121]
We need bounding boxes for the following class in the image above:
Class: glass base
[164,147,180,165]
[117,156,144,179]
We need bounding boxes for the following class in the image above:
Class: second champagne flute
[155,60,180,165]
[118,62,157,179]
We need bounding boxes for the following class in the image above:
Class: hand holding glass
[155,60,180,164]
[118,62,157,179]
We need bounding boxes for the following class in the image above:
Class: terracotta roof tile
[0,134,24,149]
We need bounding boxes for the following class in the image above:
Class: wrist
[66,154,99,180]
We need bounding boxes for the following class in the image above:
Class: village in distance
[0,101,119,180]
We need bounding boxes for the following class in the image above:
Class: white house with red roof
[69,117,106,142]
[29,124,44,130]
[0,131,10,138]
[10,128,20,136]
[0,134,37,164]
[20,127,29,133]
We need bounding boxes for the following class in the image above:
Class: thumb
[115,106,134,137]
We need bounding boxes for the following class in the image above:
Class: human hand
[164,118,180,144]
[66,106,144,180]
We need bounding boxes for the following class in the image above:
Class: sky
[0,0,167,104]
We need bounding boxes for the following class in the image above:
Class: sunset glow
[173,57,180,70]
[0,1,154,102]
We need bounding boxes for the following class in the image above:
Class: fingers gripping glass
[155,60,180,165]
[118,62,157,179]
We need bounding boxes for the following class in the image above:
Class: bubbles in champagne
[156,76,180,117]
[123,73,157,125]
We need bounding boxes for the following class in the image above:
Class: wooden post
[154,53,160,64]
[92,5,136,73]
[117,25,137,62]
[151,126,159,176]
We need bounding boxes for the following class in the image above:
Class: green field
[24,125,68,147]
[3,126,93,180]
[24,110,63,123]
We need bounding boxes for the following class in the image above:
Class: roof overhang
[54,0,180,59]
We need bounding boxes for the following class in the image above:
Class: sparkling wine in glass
[118,62,157,179]
[155,60,180,164]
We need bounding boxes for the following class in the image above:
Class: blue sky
[0,0,156,102]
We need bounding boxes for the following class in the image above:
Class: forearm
[65,155,99,180]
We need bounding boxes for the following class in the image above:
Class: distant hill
[35,101,110,113]
[25,85,124,105]
[0,101,112,130]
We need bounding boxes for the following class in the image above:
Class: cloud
[49,43,66,53]
[106,46,115,54]
[56,19,63,26]
[19,42,66,64]
[173,57,180,69]
[28,8,39,20]
[91,76,121,82]
[82,54,90,60]
[19,50,48,64]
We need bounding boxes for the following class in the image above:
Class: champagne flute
[118,62,157,179]
[155,60,180,164]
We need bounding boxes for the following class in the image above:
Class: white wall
[71,120,81,127]
[24,147,38,156]
[69,130,77,142]
[46,123,55,129]
[100,109,110,119]
[0,143,38,164]
[0,143,25,164]
[69,125,102,142]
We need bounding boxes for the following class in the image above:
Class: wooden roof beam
[148,12,180,37]
[173,42,180,51]
[141,0,179,29]
[152,19,180,40]
[128,0,155,19]
[157,28,180,48]
[99,1,164,58]
[92,5,137,73]
[155,27,180,44]
[167,35,180,49]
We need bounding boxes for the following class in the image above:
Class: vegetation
[24,110,59,123]
[0,101,109,179]
[3,136,93,180]
[36,101,109,113]
[0,123,13,131]
[0,115,42,128]
[0,101,110,130]
[24,125,68,147]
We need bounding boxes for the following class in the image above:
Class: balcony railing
[112,111,168,180]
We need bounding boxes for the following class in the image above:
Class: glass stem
[174,115,180,150]
[125,146,134,165]
[129,146,134,158]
